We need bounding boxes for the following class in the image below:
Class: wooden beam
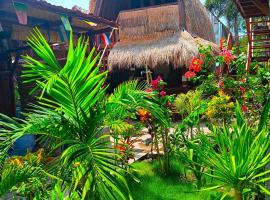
[232,0,247,18]
[251,0,268,16]
[84,26,113,36]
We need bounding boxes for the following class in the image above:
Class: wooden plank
[252,56,270,62]
[250,0,268,16]
[227,33,233,50]
[250,20,270,24]
[232,0,248,18]
[252,46,270,49]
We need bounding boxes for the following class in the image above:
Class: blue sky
[46,0,205,10]
[46,0,89,9]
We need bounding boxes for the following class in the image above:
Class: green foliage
[205,91,234,124]
[205,0,243,36]
[174,89,203,118]
[193,100,270,199]
[0,150,57,199]
[0,29,143,200]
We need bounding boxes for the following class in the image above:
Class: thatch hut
[100,0,219,92]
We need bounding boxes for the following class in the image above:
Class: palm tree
[0,28,166,199]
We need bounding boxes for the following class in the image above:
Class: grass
[127,159,228,200]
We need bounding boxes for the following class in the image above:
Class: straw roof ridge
[108,31,218,71]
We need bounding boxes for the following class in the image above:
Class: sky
[46,0,206,10]
[46,0,89,9]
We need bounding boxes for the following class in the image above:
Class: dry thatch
[184,0,215,42]
[108,31,218,71]
[108,2,218,71]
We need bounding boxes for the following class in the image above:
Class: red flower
[145,88,152,93]
[219,80,224,88]
[151,76,163,89]
[240,86,245,94]
[166,102,171,108]
[241,105,249,113]
[184,71,196,79]
[220,50,234,65]
[193,64,201,73]
[115,145,126,152]
[159,91,166,97]
[156,76,162,81]
[151,79,159,89]
[189,57,202,72]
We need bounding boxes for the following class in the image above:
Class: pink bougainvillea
[159,91,167,97]
[220,49,234,65]
[151,76,164,90]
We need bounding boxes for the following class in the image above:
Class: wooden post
[97,29,116,67]
[0,22,15,116]
[245,18,252,73]
[226,33,233,50]
[178,0,186,31]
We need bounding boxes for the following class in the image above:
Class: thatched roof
[108,2,218,71]
[184,0,215,42]
[108,31,218,71]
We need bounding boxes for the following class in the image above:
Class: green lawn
[127,160,227,200]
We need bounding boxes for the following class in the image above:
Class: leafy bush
[205,91,234,124]
[193,98,270,200]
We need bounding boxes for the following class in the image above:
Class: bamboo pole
[97,28,117,67]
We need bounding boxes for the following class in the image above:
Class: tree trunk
[234,17,240,53]
[234,189,242,200]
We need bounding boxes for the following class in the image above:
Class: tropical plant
[174,89,203,119]
[171,102,208,189]
[205,91,234,125]
[193,97,270,200]
[143,76,175,175]
[0,29,166,199]
[205,0,244,42]
[0,149,58,199]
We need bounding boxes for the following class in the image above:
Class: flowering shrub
[218,49,234,65]
[205,91,235,124]
[184,57,203,79]
[143,76,176,174]
[183,41,270,123]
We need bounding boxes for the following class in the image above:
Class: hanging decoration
[57,25,69,43]
[59,13,72,31]
[100,33,111,46]
[83,20,97,27]
[13,1,28,25]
